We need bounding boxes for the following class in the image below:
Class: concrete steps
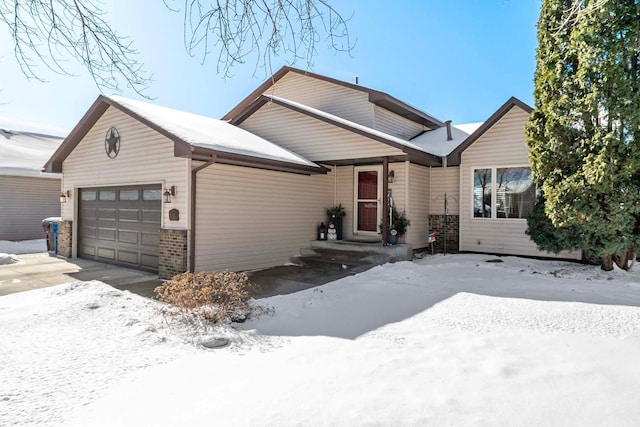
[292,240,412,274]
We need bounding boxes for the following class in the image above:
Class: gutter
[189,156,217,273]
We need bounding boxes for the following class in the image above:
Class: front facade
[45,67,580,279]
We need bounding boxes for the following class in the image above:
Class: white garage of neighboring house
[44,67,580,279]
[0,129,64,241]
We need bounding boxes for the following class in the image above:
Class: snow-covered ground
[0,239,47,265]
[2,254,640,426]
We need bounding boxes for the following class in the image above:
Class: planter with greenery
[381,207,411,245]
[326,204,346,240]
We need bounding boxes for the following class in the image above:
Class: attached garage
[78,185,161,271]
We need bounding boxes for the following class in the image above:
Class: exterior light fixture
[164,185,176,203]
[59,190,71,203]
[388,170,395,183]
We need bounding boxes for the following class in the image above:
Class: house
[0,129,64,241]
[44,66,580,279]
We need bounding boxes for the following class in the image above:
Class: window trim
[471,164,534,221]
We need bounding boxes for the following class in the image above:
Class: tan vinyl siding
[240,103,404,162]
[195,164,333,272]
[373,105,426,139]
[335,166,355,240]
[459,107,581,260]
[429,166,460,216]
[62,106,189,231]
[0,176,61,240]
[406,163,430,249]
[268,72,374,127]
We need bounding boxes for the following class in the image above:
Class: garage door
[78,185,161,271]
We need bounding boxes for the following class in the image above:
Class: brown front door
[355,167,382,234]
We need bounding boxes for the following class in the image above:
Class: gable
[460,106,531,166]
[267,72,374,128]
[239,102,405,162]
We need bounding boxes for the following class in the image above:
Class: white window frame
[470,164,534,221]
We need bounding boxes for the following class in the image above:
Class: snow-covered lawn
[2,254,640,426]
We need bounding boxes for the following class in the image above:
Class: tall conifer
[527,0,640,270]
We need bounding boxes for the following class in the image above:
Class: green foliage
[526,194,585,254]
[526,0,640,270]
[380,206,411,237]
[155,271,257,323]
[326,203,346,218]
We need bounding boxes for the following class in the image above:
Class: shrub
[154,271,257,323]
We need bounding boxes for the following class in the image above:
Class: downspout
[382,157,389,246]
[189,156,217,273]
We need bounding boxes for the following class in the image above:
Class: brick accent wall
[57,220,73,258]
[428,215,459,254]
[159,229,188,279]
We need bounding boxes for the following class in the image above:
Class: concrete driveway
[0,253,161,298]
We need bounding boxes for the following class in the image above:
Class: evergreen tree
[527,0,640,270]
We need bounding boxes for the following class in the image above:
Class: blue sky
[0,0,541,136]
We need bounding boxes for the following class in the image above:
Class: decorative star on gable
[105,127,120,158]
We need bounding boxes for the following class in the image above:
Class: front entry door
[354,166,382,235]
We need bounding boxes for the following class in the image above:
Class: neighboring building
[44,67,580,279]
[0,129,64,241]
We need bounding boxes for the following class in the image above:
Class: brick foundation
[428,215,459,253]
[159,229,188,279]
[57,221,73,258]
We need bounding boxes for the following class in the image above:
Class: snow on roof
[107,96,318,168]
[0,129,64,177]
[410,122,484,157]
[263,94,431,154]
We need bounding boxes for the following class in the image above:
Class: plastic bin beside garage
[42,217,62,254]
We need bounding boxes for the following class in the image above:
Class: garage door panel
[117,250,139,264]
[141,232,159,247]
[98,247,116,260]
[79,185,160,273]
[79,244,96,256]
[98,228,116,240]
[118,209,139,222]
[141,254,159,269]
[118,230,139,244]
[98,209,117,220]
[80,226,97,238]
[142,210,161,224]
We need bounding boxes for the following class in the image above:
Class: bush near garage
[154,271,257,323]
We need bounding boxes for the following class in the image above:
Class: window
[473,167,535,219]
[473,169,492,218]
[143,189,162,201]
[119,190,139,201]
[99,190,116,201]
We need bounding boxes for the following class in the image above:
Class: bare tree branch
[172,0,353,77]
[0,0,352,97]
[0,0,152,96]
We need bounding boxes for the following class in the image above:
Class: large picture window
[473,167,535,219]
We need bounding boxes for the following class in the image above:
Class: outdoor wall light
[59,190,71,203]
[164,185,176,203]
[388,170,395,184]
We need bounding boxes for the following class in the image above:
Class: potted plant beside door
[383,206,411,245]
[326,204,346,240]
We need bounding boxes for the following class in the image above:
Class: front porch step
[309,240,412,262]
[291,248,387,273]
[291,240,412,274]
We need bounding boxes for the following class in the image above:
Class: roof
[0,129,64,178]
[45,95,325,175]
[410,122,483,157]
[233,94,444,166]
[222,66,445,129]
[446,97,533,166]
